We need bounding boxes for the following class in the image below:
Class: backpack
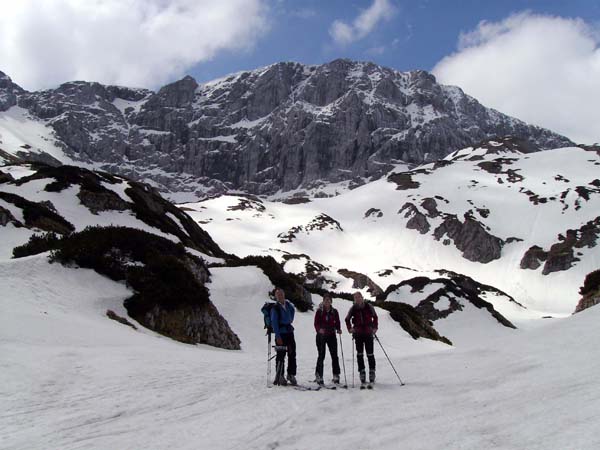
[261,302,280,334]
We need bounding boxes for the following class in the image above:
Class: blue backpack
[261,302,280,334]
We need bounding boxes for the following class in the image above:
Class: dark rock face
[574,269,600,313]
[364,208,383,218]
[1,60,572,196]
[0,171,15,184]
[520,245,547,270]
[433,214,504,263]
[139,302,240,349]
[337,268,384,297]
[399,202,430,234]
[522,217,600,275]
[106,309,137,330]
[375,301,452,345]
[379,271,517,329]
[278,213,343,243]
[0,71,24,111]
[388,172,421,190]
[420,197,440,218]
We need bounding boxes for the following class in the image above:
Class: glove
[276,337,283,346]
[372,328,378,336]
[318,328,325,334]
[337,329,342,335]
[348,327,354,334]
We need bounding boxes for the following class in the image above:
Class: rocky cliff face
[0,71,23,111]
[0,60,572,197]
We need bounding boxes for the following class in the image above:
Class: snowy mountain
[181,140,600,323]
[2,65,600,449]
[0,60,572,199]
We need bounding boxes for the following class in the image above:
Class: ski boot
[359,370,367,389]
[287,374,297,386]
[315,374,324,386]
[332,374,340,384]
[273,375,287,386]
[369,370,376,384]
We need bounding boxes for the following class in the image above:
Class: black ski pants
[315,333,340,378]
[354,333,375,373]
[275,332,297,377]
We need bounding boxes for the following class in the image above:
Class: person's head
[323,294,332,310]
[353,291,364,306]
[274,288,285,303]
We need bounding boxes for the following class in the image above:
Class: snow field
[2,256,600,449]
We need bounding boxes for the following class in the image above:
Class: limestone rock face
[1,60,572,197]
[433,214,504,263]
[138,302,241,350]
[0,71,23,111]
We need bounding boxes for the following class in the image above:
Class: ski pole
[351,334,355,388]
[374,334,405,386]
[339,333,348,389]
[267,332,272,388]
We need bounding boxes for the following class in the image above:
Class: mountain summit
[0,59,572,198]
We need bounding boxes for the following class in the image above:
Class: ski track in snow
[1,256,600,450]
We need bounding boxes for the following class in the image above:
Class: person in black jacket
[345,292,378,385]
[314,294,342,385]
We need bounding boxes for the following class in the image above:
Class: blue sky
[1,0,599,142]
[190,0,600,83]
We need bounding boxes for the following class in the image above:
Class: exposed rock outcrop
[433,213,504,263]
[337,268,384,297]
[278,213,343,243]
[521,217,600,275]
[379,271,518,329]
[364,208,383,218]
[520,245,548,270]
[574,269,600,313]
[374,301,452,345]
[399,202,430,234]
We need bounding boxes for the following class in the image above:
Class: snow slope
[0,106,73,164]
[181,146,600,317]
[2,254,600,449]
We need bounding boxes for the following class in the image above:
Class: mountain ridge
[0,59,572,199]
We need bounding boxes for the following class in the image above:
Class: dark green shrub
[50,226,210,315]
[228,255,313,311]
[0,191,74,234]
[13,232,62,258]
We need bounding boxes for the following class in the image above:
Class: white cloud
[433,12,600,144]
[329,0,395,46]
[0,0,269,90]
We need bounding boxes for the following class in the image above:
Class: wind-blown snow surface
[182,146,600,317]
[2,255,600,449]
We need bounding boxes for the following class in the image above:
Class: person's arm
[334,309,341,334]
[370,304,378,334]
[314,310,320,333]
[289,301,295,323]
[345,307,353,332]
